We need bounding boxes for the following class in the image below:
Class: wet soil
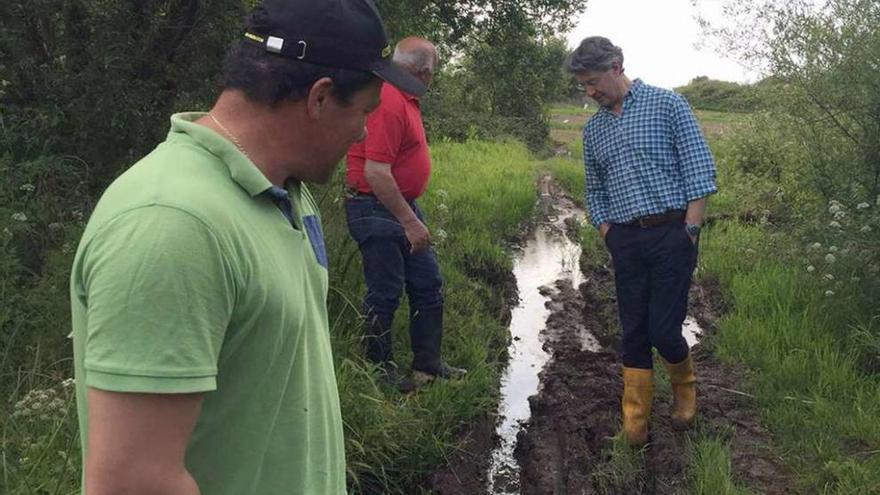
[515,229,793,494]
[430,181,791,494]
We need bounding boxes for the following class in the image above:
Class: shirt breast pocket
[594,137,619,165]
[303,215,328,269]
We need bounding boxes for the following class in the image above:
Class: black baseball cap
[243,0,427,97]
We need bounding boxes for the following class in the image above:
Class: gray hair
[393,45,437,72]
[567,36,624,73]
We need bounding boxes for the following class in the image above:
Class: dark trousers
[605,220,697,369]
[345,195,444,371]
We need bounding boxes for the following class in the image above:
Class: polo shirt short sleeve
[79,205,235,393]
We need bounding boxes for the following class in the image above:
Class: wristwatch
[685,223,702,238]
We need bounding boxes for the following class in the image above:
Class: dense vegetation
[674,76,763,113]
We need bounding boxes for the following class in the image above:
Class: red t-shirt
[346,83,431,200]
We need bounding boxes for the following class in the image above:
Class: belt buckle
[636,216,652,228]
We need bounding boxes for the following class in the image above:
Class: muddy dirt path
[431,177,791,494]
[515,181,791,495]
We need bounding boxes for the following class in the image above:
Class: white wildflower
[860,225,872,233]
[825,290,835,297]
[857,202,870,210]
[745,248,756,255]
[829,221,841,228]
[833,210,846,220]
[828,246,838,252]
[810,242,822,250]
[436,189,449,200]
[434,228,448,245]
[11,212,27,222]
[19,183,35,192]
[824,273,835,281]
[825,254,836,264]
[806,265,815,273]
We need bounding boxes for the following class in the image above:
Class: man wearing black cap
[345,37,466,392]
[69,1,423,494]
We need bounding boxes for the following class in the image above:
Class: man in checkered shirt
[568,36,718,446]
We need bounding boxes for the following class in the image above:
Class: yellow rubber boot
[622,367,654,446]
[662,355,696,430]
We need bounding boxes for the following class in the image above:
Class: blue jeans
[345,196,444,368]
[605,220,698,369]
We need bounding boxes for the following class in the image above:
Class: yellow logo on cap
[382,45,392,58]
[244,32,265,43]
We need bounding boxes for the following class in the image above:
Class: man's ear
[306,77,335,119]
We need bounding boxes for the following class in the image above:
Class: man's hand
[364,160,429,252]
[404,217,430,253]
[599,223,611,240]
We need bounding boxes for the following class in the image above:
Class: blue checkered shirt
[582,79,717,227]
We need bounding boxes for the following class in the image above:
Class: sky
[565,0,760,89]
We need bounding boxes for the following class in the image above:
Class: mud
[515,233,793,495]
[430,181,791,494]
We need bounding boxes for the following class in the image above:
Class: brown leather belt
[623,210,686,228]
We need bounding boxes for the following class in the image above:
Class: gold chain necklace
[209,113,249,158]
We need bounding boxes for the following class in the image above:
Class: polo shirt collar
[386,82,421,103]
[168,112,273,197]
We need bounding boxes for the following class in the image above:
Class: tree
[700,0,880,199]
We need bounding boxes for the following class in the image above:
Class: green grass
[699,222,880,494]
[689,437,755,495]
[693,109,750,126]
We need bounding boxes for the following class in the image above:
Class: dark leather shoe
[380,362,415,393]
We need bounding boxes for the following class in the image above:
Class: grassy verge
[700,221,880,493]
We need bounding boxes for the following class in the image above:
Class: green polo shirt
[70,113,346,494]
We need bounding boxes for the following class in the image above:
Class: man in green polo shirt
[69,1,427,494]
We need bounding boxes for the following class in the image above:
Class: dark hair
[221,42,378,106]
[566,36,624,73]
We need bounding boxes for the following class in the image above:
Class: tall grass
[700,221,880,493]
